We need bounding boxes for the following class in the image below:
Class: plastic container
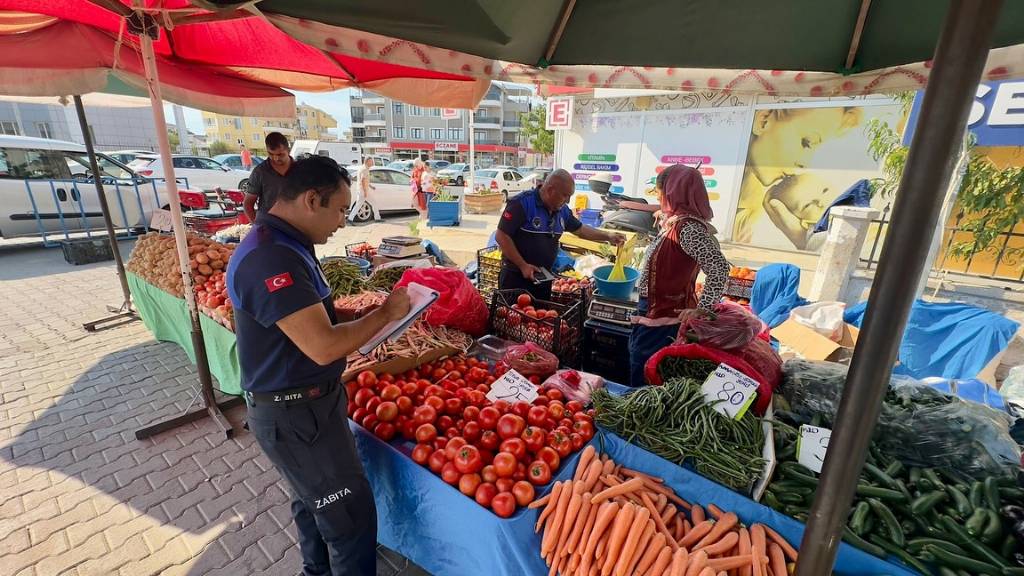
[579,209,602,227]
[344,257,371,275]
[592,264,639,299]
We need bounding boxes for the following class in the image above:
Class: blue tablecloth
[350,420,915,576]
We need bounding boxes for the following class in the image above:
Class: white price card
[701,363,759,420]
[486,369,539,404]
[150,208,173,232]
[797,425,832,473]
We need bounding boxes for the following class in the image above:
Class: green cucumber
[940,515,1010,568]
[980,508,1003,545]
[985,477,1002,511]
[909,467,922,487]
[1000,533,1017,559]
[842,526,886,558]
[868,498,904,547]
[967,508,990,536]
[856,484,908,502]
[863,462,900,490]
[867,534,931,574]
[906,537,967,555]
[849,501,871,536]
[972,481,988,509]
[884,460,904,477]
[911,491,948,515]
[947,485,973,519]
[922,545,1002,576]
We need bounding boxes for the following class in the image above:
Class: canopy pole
[74,95,139,332]
[795,0,1001,573]
[468,111,476,192]
[133,24,237,440]
[844,0,873,69]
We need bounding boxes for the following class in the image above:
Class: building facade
[201,103,337,154]
[297,103,338,140]
[0,97,159,152]
[350,83,533,166]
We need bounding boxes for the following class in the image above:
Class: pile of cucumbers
[764,422,1024,575]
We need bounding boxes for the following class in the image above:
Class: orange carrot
[647,546,674,576]
[668,548,688,576]
[557,491,585,554]
[691,504,706,524]
[583,459,604,493]
[641,491,678,550]
[675,515,685,541]
[656,492,668,514]
[684,550,709,576]
[600,503,637,576]
[596,529,612,561]
[537,481,564,532]
[750,524,767,576]
[706,503,725,520]
[580,502,619,575]
[708,554,756,571]
[589,562,599,576]
[592,477,645,505]
[568,494,598,554]
[768,543,786,576]
[762,525,798,562]
[639,477,692,509]
[548,553,559,576]
[680,520,714,548]
[529,493,552,509]
[694,512,739,550]
[737,527,752,576]
[602,458,615,476]
[698,531,739,557]
[621,467,664,483]
[542,480,574,556]
[623,519,656,576]
[662,502,678,526]
[613,506,650,576]
[575,445,597,481]
[635,533,667,576]
[697,568,716,576]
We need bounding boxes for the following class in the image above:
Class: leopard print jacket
[638,219,731,311]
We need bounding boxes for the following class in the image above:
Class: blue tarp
[919,377,1007,411]
[845,299,1019,381]
[812,179,872,233]
[750,263,809,328]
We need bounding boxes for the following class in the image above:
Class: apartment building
[350,83,533,166]
[0,96,159,152]
[201,103,337,154]
[297,103,338,140]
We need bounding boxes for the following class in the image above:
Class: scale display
[587,295,639,325]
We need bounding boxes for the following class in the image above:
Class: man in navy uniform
[227,155,410,576]
[495,169,625,300]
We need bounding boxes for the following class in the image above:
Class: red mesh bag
[395,267,488,336]
[502,342,559,377]
[680,301,768,350]
[644,343,777,415]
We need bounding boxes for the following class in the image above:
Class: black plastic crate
[550,279,594,328]
[583,320,633,385]
[60,238,113,265]
[489,289,582,368]
[723,276,754,300]
[476,247,502,301]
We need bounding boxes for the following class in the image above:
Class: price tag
[150,209,173,232]
[701,363,759,420]
[797,425,832,473]
[486,369,539,404]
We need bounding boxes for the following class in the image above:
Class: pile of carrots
[531,446,798,576]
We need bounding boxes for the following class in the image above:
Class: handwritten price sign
[701,363,759,420]
[486,369,539,404]
[797,425,832,473]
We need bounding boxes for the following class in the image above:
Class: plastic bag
[680,301,766,350]
[502,342,559,377]
[542,369,605,404]
[395,267,488,336]
[790,301,846,342]
[644,343,775,415]
[1000,364,1024,419]
[778,359,1021,478]
[573,254,612,277]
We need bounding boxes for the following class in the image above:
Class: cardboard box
[342,345,459,382]
[371,254,435,269]
[772,318,860,362]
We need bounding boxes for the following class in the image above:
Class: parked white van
[0,135,165,239]
[290,140,362,166]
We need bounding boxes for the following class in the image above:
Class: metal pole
[795,0,1001,572]
[134,24,235,439]
[74,95,138,331]
[468,110,476,192]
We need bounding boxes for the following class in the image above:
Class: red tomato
[475,482,498,507]
[454,445,483,474]
[445,427,460,439]
[443,360,455,371]
[380,384,402,402]
[547,401,565,420]
[463,406,481,422]
[424,395,445,413]
[570,432,585,451]
[491,492,516,518]
[495,478,515,493]
[527,406,549,428]
[463,420,482,443]
[475,384,490,394]
[479,430,500,451]
[347,402,358,418]
[433,437,448,451]
[379,373,395,383]
[401,382,419,396]
[400,419,418,440]
[528,375,542,386]
[468,390,487,406]
[572,420,595,441]
[411,443,432,465]
[499,438,527,462]
[432,368,447,381]
[375,401,398,422]
[559,418,574,430]
[373,422,396,441]
[512,481,535,507]
[412,405,437,427]
[513,462,527,482]
[492,452,517,478]
[356,371,377,389]
[437,415,454,431]
[458,473,482,497]
[415,423,438,444]
[361,414,378,430]
[444,436,467,461]
[536,446,561,472]
[545,388,564,401]
[573,411,592,423]
[493,400,512,414]
[345,381,359,400]
[511,402,531,419]
[478,407,501,430]
[395,396,414,415]
[416,379,432,393]
[547,430,572,458]
[527,460,551,485]
[517,293,532,307]
[565,400,583,414]
[353,388,376,408]
[365,396,382,414]
[444,397,464,416]
[441,462,460,485]
[496,414,526,440]
[481,464,498,483]
[521,426,547,453]
[351,407,368,424]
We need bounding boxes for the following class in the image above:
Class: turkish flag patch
[502,210,512,220]
[265,272,293,293]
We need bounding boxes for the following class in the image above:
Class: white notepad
[357,282,439,355]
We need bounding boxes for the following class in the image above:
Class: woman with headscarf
[410,159,427,218]
[628,164,731,387]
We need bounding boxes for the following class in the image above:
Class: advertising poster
[732,102,902,251]
[560,113,646,207]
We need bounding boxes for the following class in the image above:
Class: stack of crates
[489,289,582,368]
[476,247,502,301]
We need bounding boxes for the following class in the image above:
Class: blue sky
[167,89,354,136]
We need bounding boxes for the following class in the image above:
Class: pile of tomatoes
[195,270,234,330]
[551,276,593,295]
[344,355,597,518]
[494,293,580,352]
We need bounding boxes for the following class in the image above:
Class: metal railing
[861,203,1023,283]
[472,139,502,146]
[473,115,501,124]
[364,113,385,122]
[502,121,521,128]
[361,136,387,143]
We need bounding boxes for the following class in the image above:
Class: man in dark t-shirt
[243,131,292,222]
[495,169,625,300]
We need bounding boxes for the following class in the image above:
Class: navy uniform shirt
[226,213,345,392]
[497,187,582,271]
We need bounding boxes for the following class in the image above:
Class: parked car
[437,163,472,186]
[348,167,421,222]
[212,153,265,171]
[0,135,163,238]
[387,160,415,173]
[107,149,153,165]
[475,168,532,199]
[425,159,451,171]
[129,154,251,192]
[522,167,552,186]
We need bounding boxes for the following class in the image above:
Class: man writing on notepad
[227,155,409,576]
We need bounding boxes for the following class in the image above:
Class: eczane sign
[904,80,1024,146]
[546,98,573,130]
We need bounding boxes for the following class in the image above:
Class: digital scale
[587,294,639,326]
[378,236,425,258]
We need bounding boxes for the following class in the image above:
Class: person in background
[227,155,410,576]
[410,159,426,217]
[420,163,437,203]
[629,164,731,387]
[240,143,253,171]
[496,169,625,301]
[350,157,375,223]
[243,132,293,223]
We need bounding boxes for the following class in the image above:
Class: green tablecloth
[127,272,242,396]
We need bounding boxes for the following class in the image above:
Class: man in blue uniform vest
[227,155,410,576]
[495,169,625,300]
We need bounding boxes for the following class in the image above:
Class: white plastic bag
[573,254,612,277]
[1001,364,1024,419]
[790,301,846,342]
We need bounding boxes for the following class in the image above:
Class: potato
[197,264,213,276]
[209,259,224,270]
[194,253,210,265]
